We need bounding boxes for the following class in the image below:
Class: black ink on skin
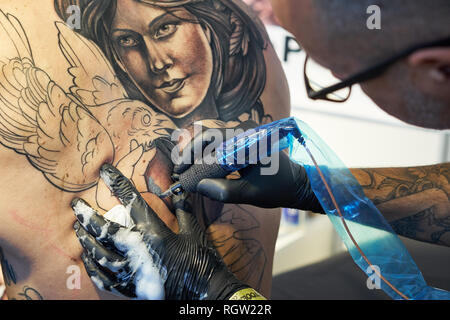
[0,247,16,286]
[10,286,44,300]
[391,207,450,245]
[0,1,274,297]
[0,12,177,195]
[361,165,450,245]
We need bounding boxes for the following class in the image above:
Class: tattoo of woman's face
[111,0,213,119]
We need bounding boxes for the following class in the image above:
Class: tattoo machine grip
[177,162,231,193]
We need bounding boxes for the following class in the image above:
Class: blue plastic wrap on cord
[216,117,450,300]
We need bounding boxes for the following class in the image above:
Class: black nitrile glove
[71,164,251,300]
[173,124,324,213]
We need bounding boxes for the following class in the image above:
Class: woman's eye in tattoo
[118,35,140,48]
[154,22,179,40]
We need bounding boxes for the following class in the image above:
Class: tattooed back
[0,0,290,299]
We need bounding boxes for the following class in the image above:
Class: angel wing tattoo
[0,11,176,193]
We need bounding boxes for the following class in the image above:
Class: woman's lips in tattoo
[157,78,187,94]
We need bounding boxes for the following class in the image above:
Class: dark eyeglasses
[304,36,450,103]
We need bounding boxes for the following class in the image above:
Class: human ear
[408,48,450,101]
[268,0,294,32]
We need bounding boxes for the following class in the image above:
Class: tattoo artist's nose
[144,37,173,74]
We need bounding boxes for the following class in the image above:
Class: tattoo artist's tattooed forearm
[354,163,450,245]
[0,247,16,286]
[390,207,450,245]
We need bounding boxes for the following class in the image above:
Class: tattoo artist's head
[54,0,267,123]
[269,0,450,130]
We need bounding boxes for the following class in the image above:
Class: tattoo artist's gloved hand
[71,164,259,300]
[174,123,324,213]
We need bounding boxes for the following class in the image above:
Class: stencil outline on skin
[0,11,176,216]
[0,0,274,296]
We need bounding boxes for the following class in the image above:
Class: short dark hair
[313,0,450,64]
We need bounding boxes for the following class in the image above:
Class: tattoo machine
[163,117,450,300]
[159,120,295,199]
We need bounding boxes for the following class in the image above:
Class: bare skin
[0,0,289,299]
